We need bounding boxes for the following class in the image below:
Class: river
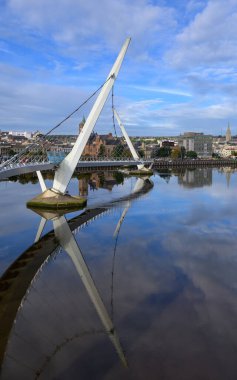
[1,167,237,380]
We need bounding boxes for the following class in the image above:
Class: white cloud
[1,0,237,135]
[6,0,176,57]
[129,84,192,97]
[167,0,237,69]
[0,63,94,132]
[114,94,237,135]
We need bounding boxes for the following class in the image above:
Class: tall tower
[226,122,231,143]
[79,116,86,134]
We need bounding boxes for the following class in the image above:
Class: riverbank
[152,158,237,168]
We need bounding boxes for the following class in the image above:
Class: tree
[151,146,160,158]
[156,146,171,157]
[171,146,186,159]
[186,150,197,159]
[171,147,181,159]
[8,149,15,156]
[98,144,105,157]
[180,146,186,159]
[122,148,132,158]
[138,149,145,158]
[151,146,170,158]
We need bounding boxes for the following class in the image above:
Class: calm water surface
[1,168,237,379]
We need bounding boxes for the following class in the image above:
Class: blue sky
[1,0,237,136]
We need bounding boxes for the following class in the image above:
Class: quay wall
[153,159,237,168]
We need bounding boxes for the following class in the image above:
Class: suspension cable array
[0,75,114,170]
[111,85,118,138]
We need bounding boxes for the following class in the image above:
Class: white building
[220,145,237,157]
[179,132,213,157]
[9,131,32,139]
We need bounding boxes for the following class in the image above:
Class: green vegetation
[152,146,171,158]
[171,147,182,159]
[170,146,186,159]
[113,171,124,184]
[9,173,39,184]
[186,150,197,159]
[9,149,15,156]
[98,144,105,157]
[180,147,186,159]
[138,149,145,158]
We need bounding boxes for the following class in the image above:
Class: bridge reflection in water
[0,177,153,379]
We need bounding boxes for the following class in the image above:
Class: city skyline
[1,0,237,136]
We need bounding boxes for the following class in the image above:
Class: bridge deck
[0,160,148,180]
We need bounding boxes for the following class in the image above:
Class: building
[80,132,121,157]
[12,144,27,154]
[162,140,175,147]
[0,144,12,158]
[220,145,237,157]
[8,135,29,144]
[79,119,123,158]
[79,117,86,134]
[179,132,212,157]
[9,131,32,139]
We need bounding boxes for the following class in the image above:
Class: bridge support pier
[26,188,87,210]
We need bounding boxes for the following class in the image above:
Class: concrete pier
[26,189,86,210]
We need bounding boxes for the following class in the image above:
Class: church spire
[79,116,86,134]
[226,122,231,143]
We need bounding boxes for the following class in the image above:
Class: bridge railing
[0,151,153,178]
[79,156,146,162]
[0,157,50,172]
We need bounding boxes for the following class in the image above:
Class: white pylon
[52,38,131,195]
[36,170,47,192]
[113,108,144,170]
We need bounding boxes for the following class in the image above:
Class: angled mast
[52,38,131,194]
[113,108,144,170]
